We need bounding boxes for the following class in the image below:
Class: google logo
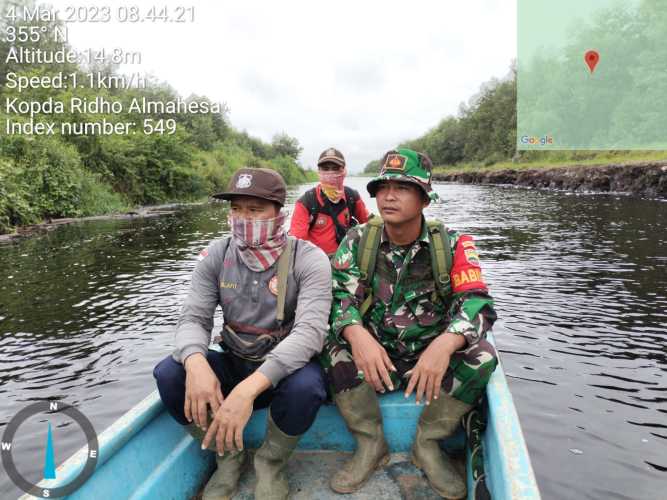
[521,135,554,146]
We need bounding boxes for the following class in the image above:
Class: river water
[1,178,665,499]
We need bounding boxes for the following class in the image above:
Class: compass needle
[43,422,56,480]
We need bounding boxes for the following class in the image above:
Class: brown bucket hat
[212,167,287,206]
[317,147,345,168]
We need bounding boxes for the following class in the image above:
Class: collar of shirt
[378,216,431,251]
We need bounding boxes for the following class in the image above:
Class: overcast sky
[52,0,517,172]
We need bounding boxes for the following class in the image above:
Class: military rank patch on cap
[382,154,407,173]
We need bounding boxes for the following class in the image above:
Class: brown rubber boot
[411,391,472,499]
[330,382,390,494]
[186,423,247,500]
[253,413,301,500]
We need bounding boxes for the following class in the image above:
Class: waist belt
[220,323,287,362]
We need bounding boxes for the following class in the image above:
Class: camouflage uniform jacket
[329,219,496,360]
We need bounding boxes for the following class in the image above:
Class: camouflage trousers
[322,337,498,405]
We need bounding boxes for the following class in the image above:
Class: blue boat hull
[22,333,540,499]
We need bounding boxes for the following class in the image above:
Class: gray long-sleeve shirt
[173,236,332,386]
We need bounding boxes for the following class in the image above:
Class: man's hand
[405,332,465,405]
[201,372,271,453]
[202,387,253,453]
[343,324,396,393]
[184,353,224,429]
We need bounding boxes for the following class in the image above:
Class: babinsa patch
[464,248,480,266]
[450,234,487,293]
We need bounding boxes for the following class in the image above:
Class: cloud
[239,70,283,104]
[335,61,385,93]
[54,0,517,172]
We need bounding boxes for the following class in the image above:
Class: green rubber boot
[186,423,246,500]
[411,391,472,499]
[254,414,301,500]
[330,383,390,494]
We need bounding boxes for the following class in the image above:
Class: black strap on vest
[299,186,360,244]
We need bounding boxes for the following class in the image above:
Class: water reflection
[428,185,666,500]
[0,180,665,499]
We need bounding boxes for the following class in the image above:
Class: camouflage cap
[366,148,437,200]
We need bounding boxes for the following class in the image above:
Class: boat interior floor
[192,451,466,499]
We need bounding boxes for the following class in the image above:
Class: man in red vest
[290,147,370,256]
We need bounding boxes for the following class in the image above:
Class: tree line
[364,67,517,173]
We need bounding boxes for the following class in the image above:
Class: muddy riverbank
[0,204,188,243]
[433,162,667,198]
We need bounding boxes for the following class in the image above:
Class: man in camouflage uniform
[323,148,498,499]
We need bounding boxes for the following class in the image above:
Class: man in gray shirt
[153,167,332,500]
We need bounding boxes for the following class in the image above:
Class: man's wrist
[233,372,271,400]
[436,331,466,354]
[184,352,206,372]
[342,323,364,344]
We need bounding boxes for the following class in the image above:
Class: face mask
[319,168,346,202]
[230,213,286,247]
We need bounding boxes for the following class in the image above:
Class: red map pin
[585,50,600,73]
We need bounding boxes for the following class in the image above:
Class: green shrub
[1,135,85,217]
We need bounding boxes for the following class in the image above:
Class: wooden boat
[21,334,540,499]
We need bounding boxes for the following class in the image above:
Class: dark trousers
[153,350,326,436]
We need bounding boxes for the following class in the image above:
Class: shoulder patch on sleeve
[197,248,209,261]
[197,238,230,262]
[450,234,487,293]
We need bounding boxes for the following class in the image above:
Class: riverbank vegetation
[433,151,667,175]
[0,2,314,235]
